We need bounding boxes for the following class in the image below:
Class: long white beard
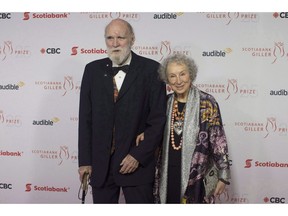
[108,47,130,65]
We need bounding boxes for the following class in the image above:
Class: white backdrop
[1,12,288,204]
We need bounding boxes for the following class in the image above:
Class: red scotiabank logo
[25,183,32,192]
[71,46,78,55]
[244,159,253,168]
[23,12,29,20]
[25,183,69,192]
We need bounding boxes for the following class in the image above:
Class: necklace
[170,99,186,150]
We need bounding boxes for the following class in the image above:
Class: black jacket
[78,52,167,187]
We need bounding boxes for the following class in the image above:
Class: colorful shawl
[154,86,230,203]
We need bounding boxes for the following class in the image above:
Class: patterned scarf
[159,86,200,203]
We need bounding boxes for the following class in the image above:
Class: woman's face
[166,62,191,98]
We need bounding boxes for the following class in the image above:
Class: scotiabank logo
[244,159,253,168]
[23,12,70,20]
[70,46,107,56]
[25,183,69,192]
[245,159,288,168]
[0,150,23,157]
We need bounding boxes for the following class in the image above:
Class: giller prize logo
[234,117,287,138]
[195,79,258,100]
[132,41,191,62]
[242,42,288,64]
[34,76,80,96]
[216,188,229,203]
[0,110,22,127]
[70,116,78,122]
[202,12,258,25]
[81,12,140,20]
[245,159,288,168]
[229,193,249,203]
[0,41,30,61]
[132,41,171,62]
[31,146,77,165]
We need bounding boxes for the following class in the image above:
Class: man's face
[105,20,134,65]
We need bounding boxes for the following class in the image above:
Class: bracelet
[219,178,230,185]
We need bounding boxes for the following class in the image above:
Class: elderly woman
[138,53,231,203]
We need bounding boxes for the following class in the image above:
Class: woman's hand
[136,132,144,146]
[214,180,226,196]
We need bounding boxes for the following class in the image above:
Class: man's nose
[112,39,119,47]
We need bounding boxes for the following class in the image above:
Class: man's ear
[131,36,135,46]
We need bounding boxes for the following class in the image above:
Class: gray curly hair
[158,53,198,84]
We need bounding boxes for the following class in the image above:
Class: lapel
[100,58,114,102]
[116,52,141,102]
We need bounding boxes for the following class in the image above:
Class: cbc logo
[274,12,288,18]
[40,48,61,54]
[264,197,285,203]
[0,183,12,189]
[270,197,285,203]
[0,13,11,19]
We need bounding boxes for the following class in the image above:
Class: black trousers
[92,154,154,204]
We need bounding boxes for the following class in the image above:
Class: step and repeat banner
[0,12,288,204]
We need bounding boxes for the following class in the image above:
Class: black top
[167,101,185,203]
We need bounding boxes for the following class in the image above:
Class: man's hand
[78,166,92,182]
[119,154,139,174]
